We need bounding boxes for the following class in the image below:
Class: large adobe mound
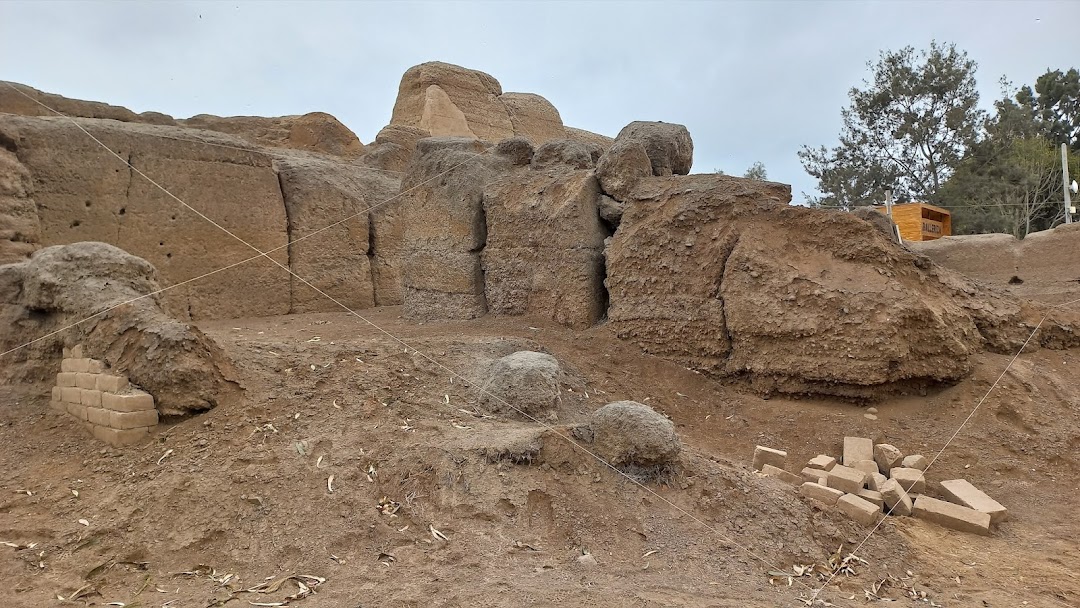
[0,242,240,415]
[362,61,612,172]
[605,174,1079,396]
[397,122,1080,398]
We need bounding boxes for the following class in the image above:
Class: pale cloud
[2,0,1076,202]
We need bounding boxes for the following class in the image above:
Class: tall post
[885,189,902,243]
[1064,143,1073,225]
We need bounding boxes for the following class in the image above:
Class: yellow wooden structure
[874,203,951,241]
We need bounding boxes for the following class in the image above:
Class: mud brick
[60,359,77,373]
[76,373,98,389]
[902,454,929,470]
[51,386,63,401]
[874,443,903,473]
[67,358,93,373]
[96,374,129,393]
[843,437,873,466]
[80,389,102,407]
[912,495,990,535]
[66,401,88,420]
[62,347,72,358]
[753,445,787,471]
[808,455,836,471]
[880,478,913,516]
[851,460,878,477]
[867,472,888,492]
[70,344,84,358]
[827,464,868,494]
[940,479,1008,524]
[856,488,885,509]
[101,391,155,412]
[87,407,111,427]
[92,425,149,447]
[800,482,844,506]
[109,409,158,430]
[801,467,830,483]
[61,387,82,403]
[57,372,78,387]
[761,464,802,485]
[889,467,926,494]
[837,493,881,526]
[86,359,105,373]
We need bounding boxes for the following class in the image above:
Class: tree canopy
[800,41,983,209]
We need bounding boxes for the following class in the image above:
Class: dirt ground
[1,307,1078,607]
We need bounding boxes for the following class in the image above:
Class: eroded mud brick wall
[0,115,290,319]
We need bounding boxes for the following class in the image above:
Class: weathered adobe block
[101,391,156,412]
[60,387,82,403]
[109,409,159,430]
[827,464,868,494]
[801,467,830,484]
[912,495,991,535]
[808,455,836,471]
[939,479,1008,524]
[843,437,874,466]
[87,407,111,427]
[753,445,786,471]
[874,443,903,473]
[80,389,102,407]
[92,425,150,447]
[75,373,98,389]
[880,478,914,516]
[481,169,608,330]
[96,374,129,393]
[837,493,882,526]
[66,401,88,421]
[800,482,844,506]
[761,464,801,485]
[56,372,77,387]
[889,467,926,494]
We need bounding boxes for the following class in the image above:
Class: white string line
[809,296,1080,601]
[4,84,815,595]
[0,82,482,359]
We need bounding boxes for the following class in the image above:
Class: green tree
[743,161,768,181]
[941,73,1080,237]
[800,41,984,208]
[1017,68,1080,150]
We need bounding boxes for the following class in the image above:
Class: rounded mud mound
[588,400,681,468]
[479,350,563,418]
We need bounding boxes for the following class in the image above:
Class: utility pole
[1064,143,1074,224]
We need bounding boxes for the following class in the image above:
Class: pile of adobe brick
[753,437,1006,535]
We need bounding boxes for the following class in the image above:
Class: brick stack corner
[49,344,158,447]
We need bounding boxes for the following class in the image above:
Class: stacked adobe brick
[49,344,159,446]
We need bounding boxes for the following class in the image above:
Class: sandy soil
[1,307,1077,607]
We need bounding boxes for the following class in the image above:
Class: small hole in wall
[159,241,164,246]
[84,200,91,208]
[166,253,172,259]
[119,207,126,215]
[1008,276,1024,285]
[171,215,177,221]
[70,220,81,228]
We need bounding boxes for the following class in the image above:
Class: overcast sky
[2,0,1077,203]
